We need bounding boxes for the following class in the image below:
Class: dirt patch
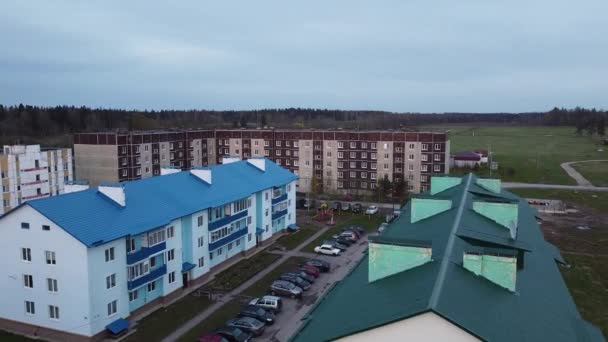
[539,209,608,256]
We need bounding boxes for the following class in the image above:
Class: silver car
[270,280,303,298]
[249,295,283,313]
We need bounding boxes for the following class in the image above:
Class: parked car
[351,203,363,213]
[340,202,351,211]
[215,327,252,342]
[337,231,358,242]
[304,259,331,272]
[299,265,320,278]
[238,305,275,325]
[279,274,312,291]
[332,236,354,246]
[314,244,341,256]
[366,205,379,215]
[330,201,340,210]
[342,228,361,239]
[323,239,348,251]
[226,317,265,336]
[377,222,388,234]
[290,270,316,283]
[349,225,365,235]
[199,334,230,342]
[270,280,303,298]
[303,199,315,209]
[249,295,283,313]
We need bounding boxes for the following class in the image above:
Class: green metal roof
[291,174,604,342]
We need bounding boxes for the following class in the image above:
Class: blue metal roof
[25,159,297,247]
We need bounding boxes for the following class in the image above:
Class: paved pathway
[560,160,607,186]
[161,225,332,342]
[503,182,608,192]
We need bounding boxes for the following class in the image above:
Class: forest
[0,104,605,146]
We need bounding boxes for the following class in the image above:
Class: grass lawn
[177,300,243,342]
[302,214,384,253]
[572,161,608,187]
[178,257,307,341]
[206,252,281,292]
[560,254,608,338]
[509,188,608,212]
[272,227,317,250]
[422,125,606,185]
[126,295,213,341]
[0,331,39,342]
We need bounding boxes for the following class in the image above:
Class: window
[422,165,429,172]
[350,152,356,158]
[264,140,270,147]
[361,172,367,179]
[361,182,368,189]
[227,242,233,251]
[371,163,377,170]
[21,222,30,229]
[350,172,356,178]
[294,160,299,166]
[148,230,166,246]
[421,175,428,182]
[384,163,389,170]
[265,224,269,232]
[362,152,367,159]
[150,256,156,268]
[371,153,377,160]
[42,225,50,231]
[209,251,214,260]
[434,164,441,172]
[22,248,31,262]
[45,251,56,265]
[147,281,156,292]
[338,142,344,149]
[107,300,117,316]
[434,154,441,161]
[276,141,282,147]
[350,142,356,149]
[350,162,356,168]
[217,247,223,256]
[338,171,343,178]
[168,272,176,284]
[129,291,138,302]
[126,238,136,253]
[105,248,115,262]
[167,226,174,238]
[48,305,60,320]
[106,274,116,289]
[198,236,204,247]
[167,249,175,261]
[362,162,367,169]
[25,301,35,315]
[409,174,415,181]
[47,278,58,293]
[294,141,299,147]
[338,152,343,159]
[422,143,428,151]
[248,233,252,242]
[371,173,377,180]
[421,154,428,162]
[409,164,414,171]
[384,153,389,159]
[198,257,205,268]
[236,238,241,246]
[435,143,441,150]
[24,274,33,288]
[408,154,415,160]
[337,181,343,188]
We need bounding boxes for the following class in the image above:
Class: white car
[365,206,379,215]
[314,244,341,256]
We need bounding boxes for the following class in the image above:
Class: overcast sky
[1,1,606,112]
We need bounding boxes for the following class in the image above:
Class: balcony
[127,242,166,265]
[272,209,288,220]
[271,193,288,205]
[209,228,248,251]
[209,210,248,231]
[127,264,167,290]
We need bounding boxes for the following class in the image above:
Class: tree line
[0,104,605,146]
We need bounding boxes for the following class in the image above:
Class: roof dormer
[190,168,212,185]
[98,183,126,207]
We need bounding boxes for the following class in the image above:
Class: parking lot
[256,234,371,341]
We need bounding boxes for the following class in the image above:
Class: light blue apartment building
[0,158,297,341]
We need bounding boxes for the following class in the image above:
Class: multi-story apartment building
[73,129,449,193]
[1,145,73,215]
[0,159,297,341]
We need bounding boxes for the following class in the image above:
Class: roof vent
[430,176,462,195]
[368,236,432,283]
[160,167,181,175]
[411,198,452,223]
[476,178,502,194]
[463,249,517,292]
[247,158,266,172]
[98,183,126,207]
[190,169,212,185]
[473,201,518,239]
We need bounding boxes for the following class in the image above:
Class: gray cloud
[0,0,606,112]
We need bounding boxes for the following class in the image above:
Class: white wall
[259,189,273,241]
[287,180,297,227]
[163,218,183,295]
[0,205,93,336]
[86,238,129,335]
[191,210,210,280]
[338,312,480,342]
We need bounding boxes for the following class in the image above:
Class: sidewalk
[160,224,332,342]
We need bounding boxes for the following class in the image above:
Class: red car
[199,334,229,342]
[299,264,320,278]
